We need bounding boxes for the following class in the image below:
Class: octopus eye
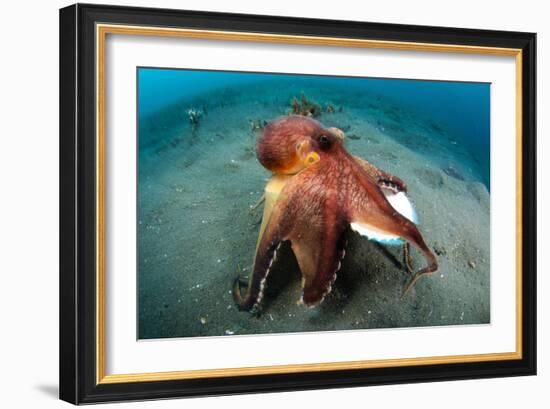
[318,134,331,149]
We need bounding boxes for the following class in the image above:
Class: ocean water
[138,68,490,187]
[137,67,491,339]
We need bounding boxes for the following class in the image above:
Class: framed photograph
[59,3,536,404]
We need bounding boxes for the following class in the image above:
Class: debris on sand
[249,118,267,131]
[443,165,465,181]
[433,242,447,256]
[415,167,445,189]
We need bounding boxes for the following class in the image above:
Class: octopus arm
[290,227,347,307]
[232,203,286,311]
[284,166,348,306]
[353,155,407,193]
[234,166,347,310]
[346,168,438,296]
[233,176,291,311]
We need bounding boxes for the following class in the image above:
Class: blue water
[138,68,490,187]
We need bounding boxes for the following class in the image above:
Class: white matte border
[105,34,517,375]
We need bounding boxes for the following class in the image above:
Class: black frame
[59,3,537,404]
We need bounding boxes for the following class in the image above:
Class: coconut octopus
[233,115,438,311]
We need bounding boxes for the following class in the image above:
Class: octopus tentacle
[233,176,293,311]
[233,238,282,311]
[283,161,349,307]
[378,177,407,194]
[235,160,349,310]
[399,230,438,299]
[349,200,438,297]
[400,263,436,300]
[289,205,347,307]
[296,232,347,306]
[403,242,414,273]
[353,211,437,297]
[346,150,438,296]
[353,155,407,193]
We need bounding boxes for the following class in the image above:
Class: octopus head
[256,115,344,174]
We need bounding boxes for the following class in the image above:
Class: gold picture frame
[60,3,536,404]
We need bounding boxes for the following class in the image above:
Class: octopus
[233,115,438,311]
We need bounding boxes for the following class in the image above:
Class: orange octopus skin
[256,115,321,174]
[233,116,438,311]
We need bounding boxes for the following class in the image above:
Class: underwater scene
[137,68,490,339]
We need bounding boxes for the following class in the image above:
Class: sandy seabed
[137,79,490,339]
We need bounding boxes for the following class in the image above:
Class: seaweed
[289,93,322,117]
[186,108,204,135]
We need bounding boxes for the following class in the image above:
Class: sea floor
[137,80,490,339]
